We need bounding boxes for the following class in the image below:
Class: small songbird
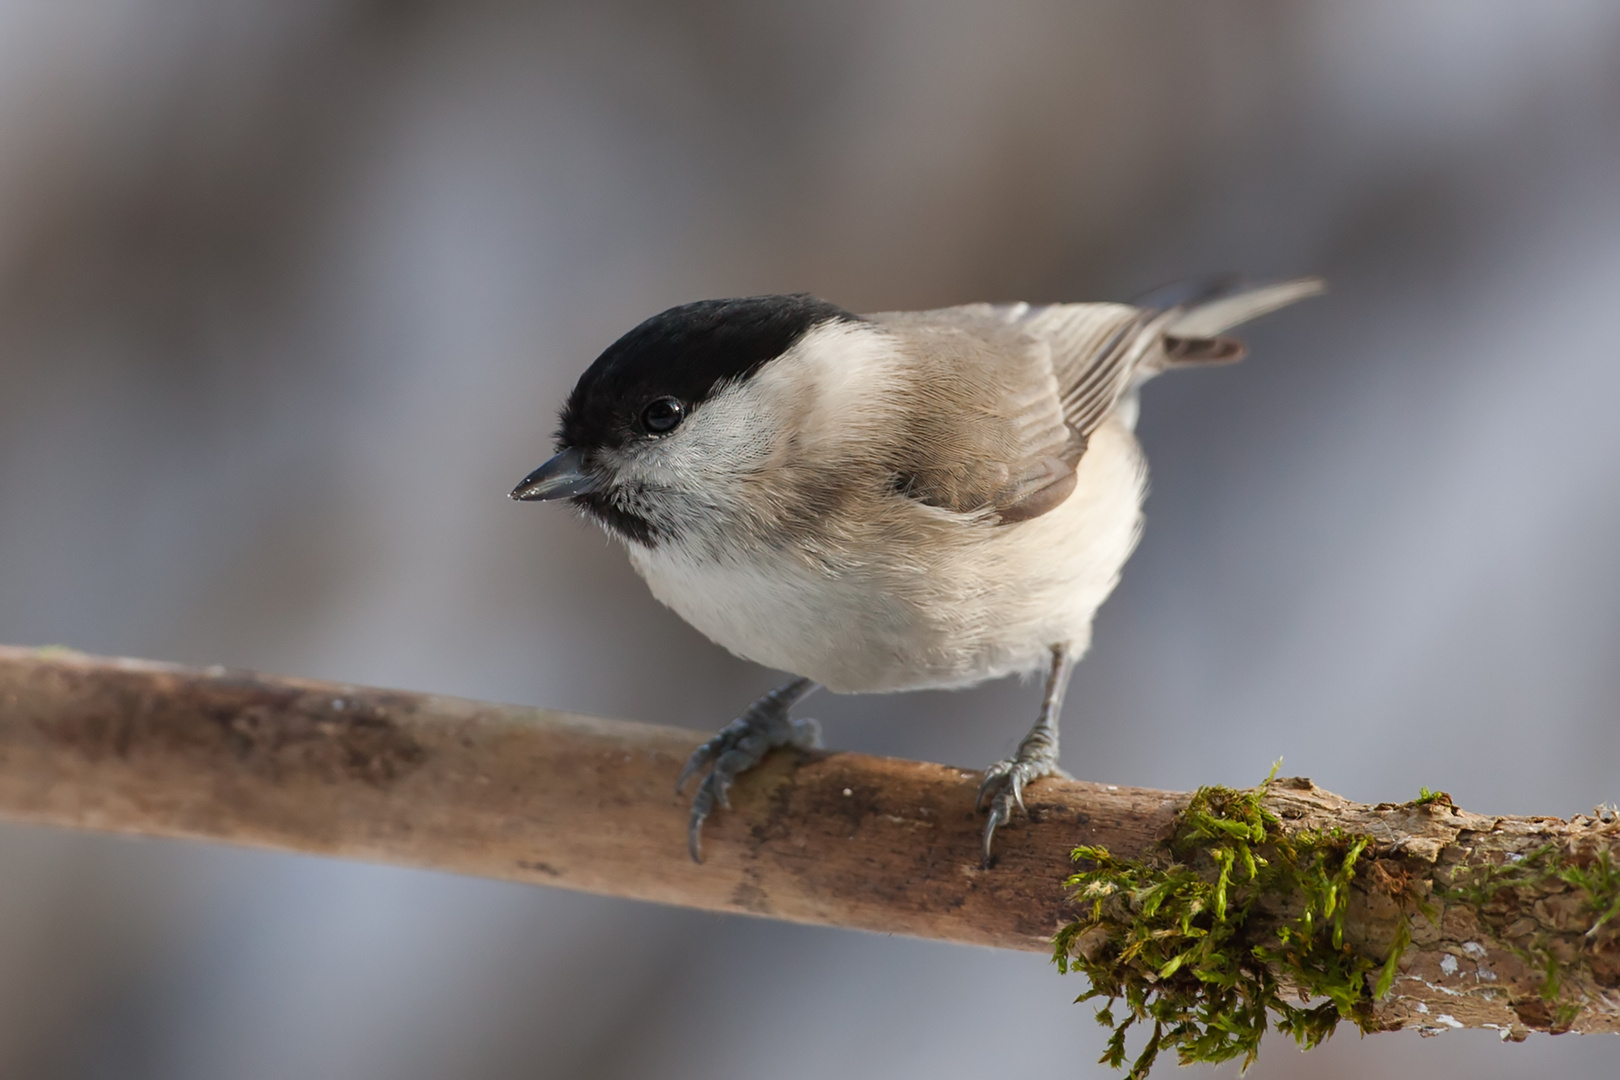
[512,280,1322,864]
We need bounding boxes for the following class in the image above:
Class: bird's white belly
[628,545,925,691]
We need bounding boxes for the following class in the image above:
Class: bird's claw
[675,742,715,795]
[680,706,820,863]
[977,753,1069,867]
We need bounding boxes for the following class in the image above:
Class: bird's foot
[976,748,1070,867]
[677,684,821,862]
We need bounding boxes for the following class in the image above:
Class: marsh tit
[512,279,1322,863]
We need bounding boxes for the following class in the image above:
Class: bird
[511,279,1322,865]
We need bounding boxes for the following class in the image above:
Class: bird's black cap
[557,294,859,451]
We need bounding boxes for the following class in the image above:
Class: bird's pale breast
[628,415,1147,693]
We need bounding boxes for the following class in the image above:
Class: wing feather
[865,307,1080,522]
[862,278,1319,524]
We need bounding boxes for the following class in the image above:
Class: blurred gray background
[1,1,1617,1077]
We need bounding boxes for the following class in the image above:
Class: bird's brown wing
[997,302,1158,437]
[864,307,1094,524]
[1004,278,1324,436]
[864,281,1321,524]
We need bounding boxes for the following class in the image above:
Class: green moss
[1439,842,1620,1022]
[1562,849,1620,940]
[1053,771,1408,1079]
[1410,787,1452,807]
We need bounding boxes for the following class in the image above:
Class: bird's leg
[977,645,1074,866]
[677,677,821,862]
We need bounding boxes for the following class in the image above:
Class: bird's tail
[1138,277,1325,365]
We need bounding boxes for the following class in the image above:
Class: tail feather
[1159,277,1325,339]
[1161,334,1247,364]
[1129,275,1244,312]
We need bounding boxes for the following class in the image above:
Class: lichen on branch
[1438,836,1620,1030]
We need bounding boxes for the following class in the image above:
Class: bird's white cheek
[625,391,784,491]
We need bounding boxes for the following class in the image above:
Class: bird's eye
[641,396,685,434]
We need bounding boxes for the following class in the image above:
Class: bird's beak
[510,447,602,501]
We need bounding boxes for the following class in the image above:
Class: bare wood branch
[0,645,1615,1038]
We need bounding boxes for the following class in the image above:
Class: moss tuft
[1053,771,1407,1079]
[1410,787,1452,807]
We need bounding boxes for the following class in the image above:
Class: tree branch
[0,646,1615,1040]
